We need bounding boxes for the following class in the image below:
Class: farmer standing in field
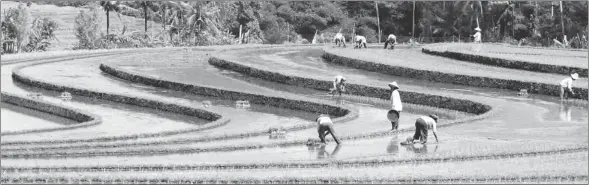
[354,35,367,49]
[331,75,347,96]
[560,73,579,100]
[388,82,403,131]
[333,32,346,47]
[472,27,482,43]
[403,114,439,145]
[316,114,342,145]
[384,34,397,50]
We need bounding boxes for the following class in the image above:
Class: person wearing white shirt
[331,75,346,96]
[384,34,397,50]
[388,81,403,131]
[560,73,579,100]
[472,27,482,43]
[354,35,367,49]
[316,114,341,145]
[333,33,346,47]
[404,114,439,144]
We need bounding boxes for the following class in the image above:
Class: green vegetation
[3,1,587,54]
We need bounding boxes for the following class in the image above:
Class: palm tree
[137,1,159,32]
[99,1,121,35]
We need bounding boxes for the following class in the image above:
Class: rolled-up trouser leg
[390,110,400,130]
[415,118,429,143]
[318,126,328,143]
[324,123,341,144]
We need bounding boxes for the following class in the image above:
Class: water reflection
[387,135,400,154]
[402,144,439,155]
[307,144,342,160]
[559,101,572,122]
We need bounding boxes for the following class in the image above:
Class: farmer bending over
[389,82,403,131]
[384,34,397,50]
[560,73,579,100]
[331,75,347,96]
[405,114,439,144]
[333,33,346,47]
[354,35,367,49]
[316,114,342,145]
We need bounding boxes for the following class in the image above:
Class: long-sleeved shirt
[355,35,366,43]
[317,116,333,126]
[390,90,403,111]
[387,34,396,42]
[560,77,574,89]
[334,33,345,41]
[418,116,437,134]
[473,32,481,42]
[333,75,345,89]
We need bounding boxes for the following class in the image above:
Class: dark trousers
[318,123,341,144]
[412,118,429,143]
[355,41,367,48]
[384,40,396,49]
[335,38,346,47]
[390,110,400,130]
[560,87,574,100]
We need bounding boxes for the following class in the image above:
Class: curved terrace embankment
[422,44,588,77]
[0,91,102,136]
[322,47,588,100]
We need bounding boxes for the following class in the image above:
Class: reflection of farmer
[403,143,439,154]
[559,73,579,100]
[386,135,400,154]
[316,114,342,145]
[316,144,342,159]
[331,75,347,96]
[405,114,439,144]
[333,33,346,47]
[384,34,397,50]
[354,35,367,49]
[388,82,403,131]
[559,101,572,122]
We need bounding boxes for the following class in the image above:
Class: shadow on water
[99,72,318,121]
[12,81,209,125]
[0,102,78,126]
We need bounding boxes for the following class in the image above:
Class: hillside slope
[1,1,163,51]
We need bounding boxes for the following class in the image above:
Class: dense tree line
[5,1,588,51]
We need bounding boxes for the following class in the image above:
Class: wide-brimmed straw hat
[571,73,579,80]
[429,114,439,122]
[474,27,481,32]
[388,81,399,88]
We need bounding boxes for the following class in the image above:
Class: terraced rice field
[1,43,587,184]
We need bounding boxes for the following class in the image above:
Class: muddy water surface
[0,102,78,132]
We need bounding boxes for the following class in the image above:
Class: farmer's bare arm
[433,124,439,142]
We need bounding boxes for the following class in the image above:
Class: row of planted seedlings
[5,54,496,157]
[322,48,588,101]
[421,44,588,77]
[0,45,324,145]
[0,92,102,136]
[3,54,233,147]
[1,173,586,184]
[1,59,358,154]
[3,141,585,172]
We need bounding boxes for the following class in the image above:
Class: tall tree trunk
[144,3,148,32]
[375,1,380,43]
[560,1,565,42]
[106,9,110,35]
[412,0,415,39]
[163,7,166,30]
